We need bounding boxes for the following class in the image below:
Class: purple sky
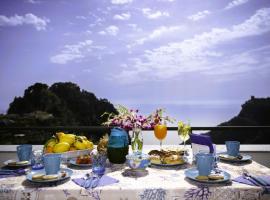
[0,0,270,124]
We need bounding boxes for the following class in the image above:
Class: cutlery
[0,169,26,175]
[83,173,93,188]
[242,169,267,187]
[83,173,101,189]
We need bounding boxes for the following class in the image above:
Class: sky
[0,0,270,125]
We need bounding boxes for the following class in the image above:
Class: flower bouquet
[102,105,150,153]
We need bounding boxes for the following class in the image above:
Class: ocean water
[126,103,242,145]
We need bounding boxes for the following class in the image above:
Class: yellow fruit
[44,137,57,148]
[53,142,70,153]
[85,140,94,150]
[77,136,87,141]
[56,132,65,139]
[74,138,87,150]
[56,132,75,145]
[61,134,75,145]
[45,146,54,153]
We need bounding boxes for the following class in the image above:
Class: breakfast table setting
[0,140,270,200]
[1,108,270,200]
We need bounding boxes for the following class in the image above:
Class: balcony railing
[0,126,270,145]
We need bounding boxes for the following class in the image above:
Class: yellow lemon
[59,134,75,145]
[53,142,70,153]
[85,140,94,150]
[74,139,87,150]
[44,137,57,148]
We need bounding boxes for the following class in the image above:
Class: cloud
[158,0,175,2]
[113,12,131,20]
[50,54,83,65]
[99,25,119,36]
[26,0,41,4]
[188,10,211,21]
[0,13,49,31]
[76,15,87,20]
[116,8,270,82]
[50,40,106,64]
[142,8,169,19]
[225,0,249,10]
[135,25,184,45]
[111,0,132,5]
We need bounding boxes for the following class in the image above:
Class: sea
[125,103,241,145]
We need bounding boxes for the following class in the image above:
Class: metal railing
[0,126,270,144]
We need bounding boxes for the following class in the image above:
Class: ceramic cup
[43,154,61,175]
[17,144,32,161]
[225,141,240,157]
[196,153,214,176]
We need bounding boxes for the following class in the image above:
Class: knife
[243,172,268,187]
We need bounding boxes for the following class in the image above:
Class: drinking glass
[154,123,167,150]
[31,150,44,170]
[92,153,107,176]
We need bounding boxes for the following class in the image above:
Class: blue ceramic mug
[225,141,240,157]
[17,144,32,161]
[43,154,61,175]
[196,153,214,176]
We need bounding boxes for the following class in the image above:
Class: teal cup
[43,154,61,175]
[226,141,240,157]
[17,144,32,161]
[196,153,214,176]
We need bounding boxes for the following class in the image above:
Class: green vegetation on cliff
[210,96,270,144]
[1,82,117,126]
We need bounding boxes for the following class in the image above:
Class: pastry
[42,174,58,180]
[32,174,44,180]
[16,161,29,165]
[219,154,242,160]
[149,155,161,164]
[196,175,209,180]
[163,155,184,165]
[208,174,224,180]
[148,149,185,165]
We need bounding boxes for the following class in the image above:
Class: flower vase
[131,127,143,153]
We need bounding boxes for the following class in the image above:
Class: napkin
[72,175,119,189]
[0,168,26,179]
[233,175,270,194]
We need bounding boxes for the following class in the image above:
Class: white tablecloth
[0,146,269,200]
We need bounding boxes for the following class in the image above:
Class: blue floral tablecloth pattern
[0,153,269,200]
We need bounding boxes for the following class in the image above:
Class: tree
[7,82,117,126]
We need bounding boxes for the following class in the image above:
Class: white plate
[150,161,185,167]
[69,158,92,167]
[3,160,30,168]
[185,168,231,183]
[218,153,252,163]
[26,168,73,183]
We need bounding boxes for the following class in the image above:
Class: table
[0,146,269,200]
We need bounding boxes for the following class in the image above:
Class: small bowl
[126,153,150,170]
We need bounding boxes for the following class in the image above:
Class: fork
[83,173,101,189]
[242,169,267,187]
